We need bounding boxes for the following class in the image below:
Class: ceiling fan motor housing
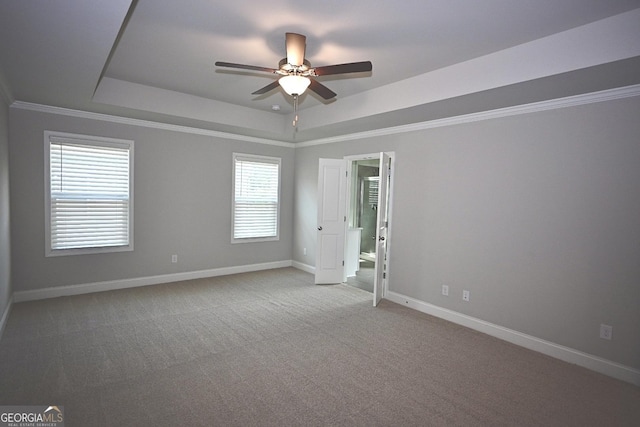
[278,58,311,75]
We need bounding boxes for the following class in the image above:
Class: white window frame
[232,153,281,244]
[44,131,134,257]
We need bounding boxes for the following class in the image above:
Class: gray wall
[9,108,294,292]
[293,96,640,370]
[0,97,10,320]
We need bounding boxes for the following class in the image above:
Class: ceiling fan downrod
[293,94,299,127]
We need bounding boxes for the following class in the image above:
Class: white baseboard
[0,295,12,340]
[292,260,315,275]
[12,260,293,303]
[386,291,640,387]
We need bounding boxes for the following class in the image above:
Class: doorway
[344,153,392,306]
[315,152,393,306]
[345,159,380,293]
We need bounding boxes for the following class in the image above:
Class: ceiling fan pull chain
[293,94,299,127]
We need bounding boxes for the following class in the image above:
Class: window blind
[233,155,280,241]
[49,137,132,252]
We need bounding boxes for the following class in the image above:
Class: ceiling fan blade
[215,61,277,73]
[252,80,280,95]
[308,79,337,100]
[285,33,306,67]
[312,61,372,76]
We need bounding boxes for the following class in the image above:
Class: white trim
[12,260,292,303]
[296,84,640,147]
[0,296,12,340]
[9,84,640,148]
[385,291,640,387]
[292,261,315,275]
[10,101,295,148]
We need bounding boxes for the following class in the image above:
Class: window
[45,131,134,256]
[232,153,280,243]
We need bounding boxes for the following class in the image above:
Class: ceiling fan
[215,32,372,126]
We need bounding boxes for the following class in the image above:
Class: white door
[373,153,391,306]
[315,159,347,284]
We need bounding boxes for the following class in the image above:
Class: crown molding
[10,101,295,148]
[296,84,640,147]
[10,84,640,148]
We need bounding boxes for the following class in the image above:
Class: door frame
[343,152,395,301]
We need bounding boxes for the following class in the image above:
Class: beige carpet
[1,267,639,426]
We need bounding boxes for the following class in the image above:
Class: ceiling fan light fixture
[279,75,311,96]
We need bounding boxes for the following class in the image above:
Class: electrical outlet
[600,324,612,340]
[303,247,307,256]
[171,254,178,263]
[462,290,470,302]
[442,285,449,296]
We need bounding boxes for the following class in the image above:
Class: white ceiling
[1,0,639,142]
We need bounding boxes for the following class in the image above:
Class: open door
[315,159,347,284]
[373,153,390,306]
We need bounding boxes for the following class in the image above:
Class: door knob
[317,226,323,231]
